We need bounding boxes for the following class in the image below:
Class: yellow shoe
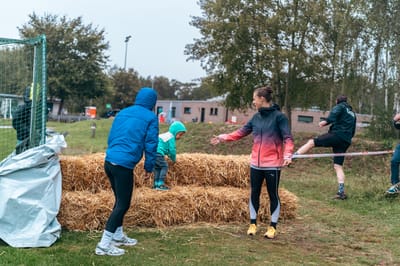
[247,224,257,235]
[264,226,276,239]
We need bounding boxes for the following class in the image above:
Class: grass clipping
[59,153,298,231]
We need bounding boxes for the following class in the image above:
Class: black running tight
[249,168,281,224]
[104,161,134,233]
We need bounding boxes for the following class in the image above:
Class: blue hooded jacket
[105,87,159,172]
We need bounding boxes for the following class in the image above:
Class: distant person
[385,113,400,194]
[95,87,159,256]
[153,121,187,190]
[158,112,166,123]
[210,86,294,239]
[12,86,32,154]
[294,95,356,200]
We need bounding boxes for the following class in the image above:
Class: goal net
[0,35,47,160]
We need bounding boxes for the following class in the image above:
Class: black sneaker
[333,192,347,200]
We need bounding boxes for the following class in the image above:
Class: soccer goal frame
[0,35,47,160]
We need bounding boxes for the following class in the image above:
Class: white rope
[292,150,393,159]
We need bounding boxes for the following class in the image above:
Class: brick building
[155,100,371,134]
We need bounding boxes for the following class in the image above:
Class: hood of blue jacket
[134,87,157,110]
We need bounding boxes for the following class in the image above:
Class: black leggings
[104,161,134,233]
[249,168,281,224]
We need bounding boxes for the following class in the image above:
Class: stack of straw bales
[58,153,298,231]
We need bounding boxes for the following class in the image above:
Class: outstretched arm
[210,135,222,145]
[210,120,253,145]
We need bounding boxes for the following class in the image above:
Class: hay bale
[165,153,250,188]
[60,153,251,192]
[60,153,109,192]
[58,186,298,231]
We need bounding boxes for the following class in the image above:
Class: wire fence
[0,35,47,161]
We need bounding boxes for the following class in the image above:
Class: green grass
[2,119,400,265]
[0,119,17,160]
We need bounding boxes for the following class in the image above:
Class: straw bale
[61,153,251,192]
[60,153,109,193]
[58,186,298,231]
[164,153,250,188]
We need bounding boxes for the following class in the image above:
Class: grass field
[1,119,400,265]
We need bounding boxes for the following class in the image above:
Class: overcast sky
[2,0,206,83]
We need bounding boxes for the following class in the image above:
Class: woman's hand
[210,136,221,145]
[282,158,292,167]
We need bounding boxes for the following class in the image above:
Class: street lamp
[124,35,132,70]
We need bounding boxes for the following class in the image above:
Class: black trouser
[104,161,134,233]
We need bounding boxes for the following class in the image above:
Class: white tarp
[0,134,66,248]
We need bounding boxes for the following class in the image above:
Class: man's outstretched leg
[294,139,315,156]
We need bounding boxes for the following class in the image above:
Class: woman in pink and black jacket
[211,86,294,239]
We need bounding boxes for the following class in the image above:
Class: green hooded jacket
[157,121,187,162]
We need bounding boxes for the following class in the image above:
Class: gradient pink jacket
[218,105,294,168]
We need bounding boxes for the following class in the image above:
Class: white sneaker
[111,235,138,246]
[95,243,125,256]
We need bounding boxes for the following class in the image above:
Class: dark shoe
[333,192,347,200]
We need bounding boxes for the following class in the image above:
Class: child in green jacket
[153,121,187,190]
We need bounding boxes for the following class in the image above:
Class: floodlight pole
[124,35,132,71]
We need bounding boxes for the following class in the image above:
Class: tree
[109,67,141,109]
[186,0,273,110]
[186,0,330,115]
[153,76,177,100]
[0,48,32,95]
[191,77,217,100]
[18,13,109,114]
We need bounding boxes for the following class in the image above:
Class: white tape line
[292,150,393,159]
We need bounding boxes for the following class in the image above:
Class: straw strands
[59,153,299,231]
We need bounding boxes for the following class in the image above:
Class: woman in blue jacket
[95,87,159,256]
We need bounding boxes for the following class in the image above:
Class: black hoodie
[326,102,357,143]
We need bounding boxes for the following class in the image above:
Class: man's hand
[318,121,328,128]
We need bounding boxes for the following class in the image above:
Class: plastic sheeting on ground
[0,134,66,248]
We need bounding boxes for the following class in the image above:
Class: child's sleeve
[167,138,177,162]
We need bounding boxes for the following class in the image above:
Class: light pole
[124,35,132,70]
